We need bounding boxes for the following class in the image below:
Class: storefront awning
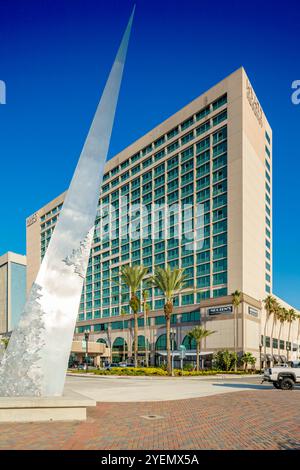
[157,351,214,357]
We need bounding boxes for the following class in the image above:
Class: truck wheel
[280,378,294,390]
[273,382,280,389]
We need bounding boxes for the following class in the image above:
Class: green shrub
[93,367,168,376]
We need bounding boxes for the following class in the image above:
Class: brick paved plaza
[0,389,299,450]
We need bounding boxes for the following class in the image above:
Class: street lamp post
[84,330,90,373]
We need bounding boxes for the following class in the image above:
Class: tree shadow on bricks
[212,383,274,390]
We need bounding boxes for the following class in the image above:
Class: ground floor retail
[74,293,300,369]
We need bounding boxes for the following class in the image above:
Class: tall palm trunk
[278,323,282,357]
[263,315,268,368]
[166,314,171,375]
[297,318,300,357]
[234,305,237,372]
[196,341,200,371]
[287,321,292,361]
[144,304,149,367]
[134,311,138,368]
[270,314,275,364]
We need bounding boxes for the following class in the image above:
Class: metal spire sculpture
[0,7,135,397]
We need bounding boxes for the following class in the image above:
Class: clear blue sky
[0,0,299,307]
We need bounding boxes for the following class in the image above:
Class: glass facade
[40,95,229,325]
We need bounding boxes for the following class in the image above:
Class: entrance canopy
[157,350,214,357]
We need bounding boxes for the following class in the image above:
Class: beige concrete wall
[241,69,272,301]
[26,192,65,292]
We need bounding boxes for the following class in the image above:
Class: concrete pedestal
[0,391,96,422]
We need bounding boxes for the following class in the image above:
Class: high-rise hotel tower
[26,68,299,366]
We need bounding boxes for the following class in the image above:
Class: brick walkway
[1,390,300,450]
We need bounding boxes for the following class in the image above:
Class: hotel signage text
[208,305,233,316]
[26,213,37,227]
[246,79,263,127]
[248,306,259,317]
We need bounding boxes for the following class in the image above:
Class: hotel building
[0,252,26,336]
[26,67,299,367]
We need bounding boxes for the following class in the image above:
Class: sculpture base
[0,390,96,422]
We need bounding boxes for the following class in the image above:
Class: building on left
[0,251,27,336]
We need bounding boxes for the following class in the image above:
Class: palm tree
[0,337,9,350]
[120,265,148,367]
[187,326,215,371]
[120,308,127,362]
[231,290,241,372]
[149,265,186,375]
[277,307,288,358]
[297,314,300,359]
[263,295,277,367]
[286,308,297,361]
[270,299,280,360]
[241,352,256,371]
[142,289,150,367]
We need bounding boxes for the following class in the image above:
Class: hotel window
[265,131,271,145]
[265,159,270,172]
[181,293,195,305]
[167,154,179,169]
[167,127,179,140]
[197,276,210,288]
[212,94,227,110]
[266,262,271,271]
[196,120,210,136]
[265,336,270,347]
[212,126,227,144]
[196,106,210,121]
[213,272,227,285]
[120,159,129,169]
[132,164,140,175]
[181,131,194,145]
[213,288,227,298]
[154,149,165,161]
[266,250,271,260]
[167,141,179,154]
[212,110,227,126]
[280,340,285,350]
[111,167,119,176]
[197,264,210,276]
[196,137,210,154]
[197,290,210,301]
[143,156,152,168]
[265,146,270,158]
[141,146,152,158]
[121,171,130,181]
[154,136,165,148]
[181,117,194,131]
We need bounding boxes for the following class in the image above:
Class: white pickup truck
[263,361,300,390]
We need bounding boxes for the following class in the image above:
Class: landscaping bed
[68,367,257,377]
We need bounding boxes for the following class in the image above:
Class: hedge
[69,367,255,377]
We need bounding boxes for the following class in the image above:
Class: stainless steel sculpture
[0,8,134,397]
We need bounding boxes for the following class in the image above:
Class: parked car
[263,360,300,389]
[118,362,129,367]
[104,363,120,370]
